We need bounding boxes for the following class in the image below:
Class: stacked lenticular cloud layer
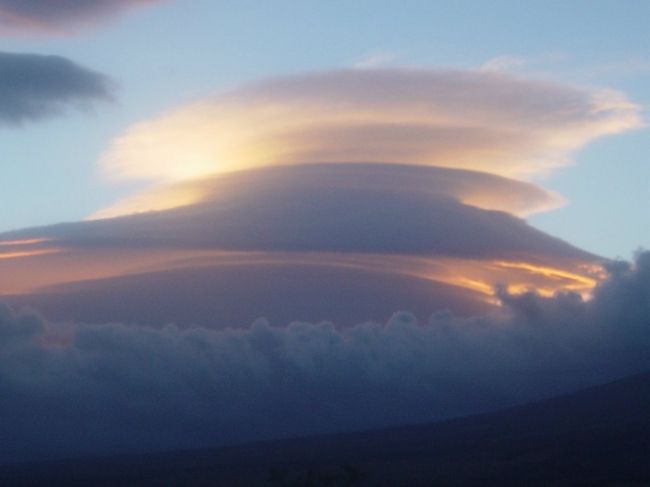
[0,68,641,327]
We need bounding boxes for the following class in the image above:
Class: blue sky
[2,0,649,258]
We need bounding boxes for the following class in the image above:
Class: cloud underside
[92,163,563,219]
[0,252,648,462]
[0,0,161,33]
[0,51,112,124]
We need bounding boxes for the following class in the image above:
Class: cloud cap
[99,68,642,184]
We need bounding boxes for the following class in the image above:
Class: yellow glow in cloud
[0,249,61,260]
[98,69,642,188]
[0,238,52,246]
[0,238,60,260]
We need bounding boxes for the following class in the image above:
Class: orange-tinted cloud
[2,252,649,462]
[0,163,602,325]
[0,0,163,35]
[2,68,634,327]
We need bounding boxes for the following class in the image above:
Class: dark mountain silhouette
[2,370,649,486]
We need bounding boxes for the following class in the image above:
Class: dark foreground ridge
[3,370,650,486]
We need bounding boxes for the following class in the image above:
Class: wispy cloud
[0,0,164,35]
[479,55,528,72]
[354,51,399,69]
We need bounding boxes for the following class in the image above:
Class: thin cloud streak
[0,0,163,34]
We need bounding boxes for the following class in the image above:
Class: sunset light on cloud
[0,0,163,34]
[99,69,641,186]
[1,1,650,476]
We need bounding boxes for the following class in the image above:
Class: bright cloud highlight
[99,68,642,188]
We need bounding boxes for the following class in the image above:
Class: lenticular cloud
[0,68,641,326]
[99,68,641,185]
[0,66,647,465]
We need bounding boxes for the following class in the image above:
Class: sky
[1,0,648,258]
[1,0,649,463]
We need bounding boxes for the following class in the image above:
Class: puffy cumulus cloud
[99,68,642,186]
[0,0,163,34]
[0,52,112,125]
[0,251,648,463]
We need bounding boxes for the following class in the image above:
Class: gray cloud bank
[0,0,161,33]
[0,52,112,124]
[1,251,648,463]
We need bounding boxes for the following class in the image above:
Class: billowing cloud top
[100,68,641,186]
[0,252,648,462]
[0,51,112,124]
[0,0,162,34]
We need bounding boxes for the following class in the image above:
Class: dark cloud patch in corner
[0,51,113,125]
[0,0,162,33]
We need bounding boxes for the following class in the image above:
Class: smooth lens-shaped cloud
[99,68,642,184]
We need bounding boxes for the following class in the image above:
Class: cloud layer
[1,251,648,463]
[0,163,599,325]
[2,67,632,328]
[93,163,563,220]
[99,68,641,187]
[0,0,162,34]
[0,52,112,124]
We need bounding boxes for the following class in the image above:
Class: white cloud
[98,68,642,187]
[479,55,528,72]
[354,51,399,69]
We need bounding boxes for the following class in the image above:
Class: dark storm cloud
[0,252,648,463]
[0,52,112,124]
[0,0,162,33]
